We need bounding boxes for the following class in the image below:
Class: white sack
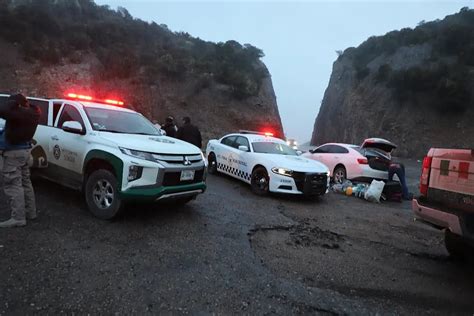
[364,180,385,203]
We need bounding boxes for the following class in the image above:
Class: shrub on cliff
[0,0,267,99]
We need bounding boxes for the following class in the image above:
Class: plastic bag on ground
[364,180,385,203]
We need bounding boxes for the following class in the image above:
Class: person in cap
[176,116,202,149]
[0,93,40,228]
[162,116,178,138]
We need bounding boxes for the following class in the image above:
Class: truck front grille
[162,169,205,186]
[152,154,202,165]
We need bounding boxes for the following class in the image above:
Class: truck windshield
[85,107,161,136]
[252,142,297,155]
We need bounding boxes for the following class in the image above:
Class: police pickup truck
[412,148,474,259]
[0,93,207,219]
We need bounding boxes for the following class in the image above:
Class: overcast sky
[96,0,471,142]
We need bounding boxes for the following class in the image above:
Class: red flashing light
[67,93,92,101]
[264,132,274,137]
[66,93,124,106]
[104,99,124,106]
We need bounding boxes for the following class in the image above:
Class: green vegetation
[0,0,267,99]
[344,7,474,114]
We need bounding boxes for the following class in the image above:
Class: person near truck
[162,116,178,138]
[0,94,40,228]
[177,116,202,149]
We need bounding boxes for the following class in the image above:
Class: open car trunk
[361,138,397,171]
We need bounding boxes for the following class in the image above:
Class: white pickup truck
[0,94,207,219]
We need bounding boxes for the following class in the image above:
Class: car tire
[333,166,347,184]
[85,169,123,220]
[251,166,270,196]
[445,230,469,260]
[208,153,218,175]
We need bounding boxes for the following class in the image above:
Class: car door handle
[51,135,59,141]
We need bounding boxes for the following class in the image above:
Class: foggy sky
[96,0,471,142]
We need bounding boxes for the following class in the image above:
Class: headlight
[271,167,293,177]
[120,147,155,162]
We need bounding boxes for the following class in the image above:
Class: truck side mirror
[62,121,85,135]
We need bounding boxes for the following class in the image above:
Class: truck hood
[98,132,201,155]
[263,154,329,173]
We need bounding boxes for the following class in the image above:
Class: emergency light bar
[239,130,274,137]
[66,93,124,106]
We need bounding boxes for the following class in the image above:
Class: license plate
[180,170,195,181]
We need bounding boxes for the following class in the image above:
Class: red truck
[412,148,474,259]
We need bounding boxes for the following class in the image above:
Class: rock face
[311,15,474,158]
[0,40,283,144]
[0,0,284,144]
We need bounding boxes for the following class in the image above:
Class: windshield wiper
[97,129,124,133]
[133,132,159,136]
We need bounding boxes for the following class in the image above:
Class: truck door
[49,103,89,189]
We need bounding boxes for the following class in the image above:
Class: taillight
[357,158,368,164]
[420,156,432,196]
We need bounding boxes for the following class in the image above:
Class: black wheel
[251,166,270,196]
[445,230,469,260]
[85,169,123,220]
[208,153,218,175]
[333,166,347,184]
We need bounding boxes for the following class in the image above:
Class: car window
[330,145,349,154]
[313,145,331,154]
[252,142,297,155]
[52,102,62,124]
[85,107,160,135]
[221,136,237,147]
[235,136,250,150]
[28,99,48,126]
[57,104,85,129]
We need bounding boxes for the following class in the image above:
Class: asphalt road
[1,159,473,315]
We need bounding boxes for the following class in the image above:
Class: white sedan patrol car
[0,93,207,219]
[206,131,330,197]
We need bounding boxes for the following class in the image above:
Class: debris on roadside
[332,179,391,203]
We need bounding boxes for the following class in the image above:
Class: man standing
[162,116,178,138]
[177,116,202,149]
[0,94,40,228]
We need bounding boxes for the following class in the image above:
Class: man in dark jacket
[162,116,178,138]
[0,94,40,228]
[177,116,202,149]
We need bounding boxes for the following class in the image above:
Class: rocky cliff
[311,8,474,158]
[0,0,284,142]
